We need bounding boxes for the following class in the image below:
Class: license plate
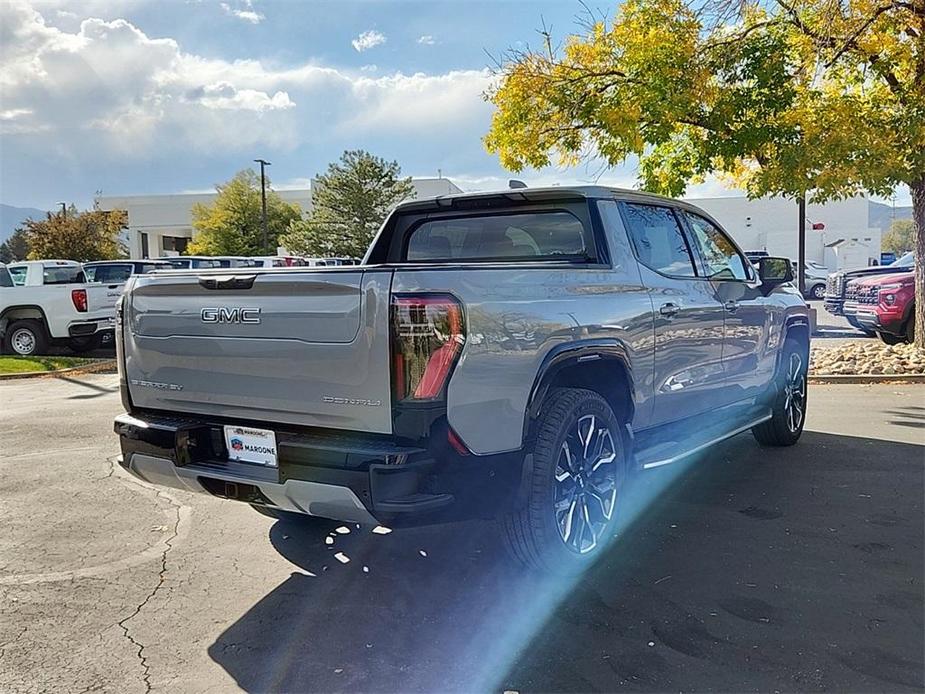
[224,425,278,467]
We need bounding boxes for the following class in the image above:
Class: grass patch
[0,356,97,375]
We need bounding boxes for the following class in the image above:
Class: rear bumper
[68,317,115,337]
[120,451,379,524]
[114,412,519,525]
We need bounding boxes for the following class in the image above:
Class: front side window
[405,211,588,262]
[0,266,13,287]
[684,212,750,281]
[621,203,697,277]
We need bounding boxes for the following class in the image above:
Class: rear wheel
[4,320,48,357]
[810,284,825,300]
[503,387,626,573]
[752,338,808,447]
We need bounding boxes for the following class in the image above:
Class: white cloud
[417,34,435,45]
[0,1,493,159]
[351,29,385,52]
[220,1,264,24]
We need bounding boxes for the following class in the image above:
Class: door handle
[723,300,738,312]
[659,302,681,317]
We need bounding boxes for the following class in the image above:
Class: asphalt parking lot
[0,375,922,693]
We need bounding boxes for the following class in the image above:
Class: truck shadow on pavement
[209,431,924,693]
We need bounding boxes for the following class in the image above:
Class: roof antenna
[508,179,527,189]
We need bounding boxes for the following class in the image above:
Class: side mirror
[758,257,793,286]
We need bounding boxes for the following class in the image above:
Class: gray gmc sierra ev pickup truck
[113,186,809,572]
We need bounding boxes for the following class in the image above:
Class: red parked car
[844,272,916,344]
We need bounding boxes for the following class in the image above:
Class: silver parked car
[113,186,809,572]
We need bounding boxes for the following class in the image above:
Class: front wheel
[809,284,826,300]
[878,331,905,346]
[503,387,626,573]
[752,338,808,447]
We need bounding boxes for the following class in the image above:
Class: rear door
[620,201,727,426]
[124,268,394,433]
[682,210,775,402]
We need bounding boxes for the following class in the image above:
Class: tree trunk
[912,177,925,350]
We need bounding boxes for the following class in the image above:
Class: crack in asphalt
[116,489,182,693]
[96,456,117,482]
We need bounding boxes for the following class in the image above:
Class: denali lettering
[201,307,261,324]
[130,379,183,391]
[322,396,382,407]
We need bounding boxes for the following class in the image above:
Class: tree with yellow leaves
[486,0,925,346]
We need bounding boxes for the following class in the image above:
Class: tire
[878,331,904,346]
[68,334,103,353]
[502,387,627,573]
[810,284,825,300]
[903,312,915,344]
[752,338,808,447]
[3,319,48,357]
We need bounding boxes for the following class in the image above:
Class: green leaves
[280,150,415,259]
[25,207,127,262]
[485,0,924,201]
[189,170,301,256]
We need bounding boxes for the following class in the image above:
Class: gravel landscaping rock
[810,339,925,376]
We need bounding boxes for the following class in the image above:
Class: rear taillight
[391,294,465,402]
[71,288,88,312]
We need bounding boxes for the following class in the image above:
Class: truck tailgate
[123,269,394,434]
[86,281,125,321]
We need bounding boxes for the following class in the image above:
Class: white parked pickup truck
[0,259,122,355]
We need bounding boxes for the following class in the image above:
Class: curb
[809,372,925,384]
[0,359,117,381]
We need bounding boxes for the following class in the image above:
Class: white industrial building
[100,181,895,271]
[686,194,893,271]
[99,177,462,259]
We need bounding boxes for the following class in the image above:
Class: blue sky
[0,0,912,210]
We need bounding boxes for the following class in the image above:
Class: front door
[682,210,776,403]
[620,202,727,427]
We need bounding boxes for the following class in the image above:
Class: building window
[140,232,149,259]
[162,236,190,254]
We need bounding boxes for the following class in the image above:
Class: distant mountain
[0,204,47,244]
[868,201,913,231]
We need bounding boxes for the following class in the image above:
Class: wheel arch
[523,339,635,448]
[777,315,811,377]
[0,305,49,336]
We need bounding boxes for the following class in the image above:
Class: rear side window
[85,264,132,283]
[8,266,27,285]
[43,265,85,284]
[621,204,697,277]
[0,266,12,287]
[405,211,588,262]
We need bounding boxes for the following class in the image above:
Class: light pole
[58,202,67,219]
[254,159,271,255]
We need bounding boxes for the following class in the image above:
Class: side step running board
[636,411,773,471]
